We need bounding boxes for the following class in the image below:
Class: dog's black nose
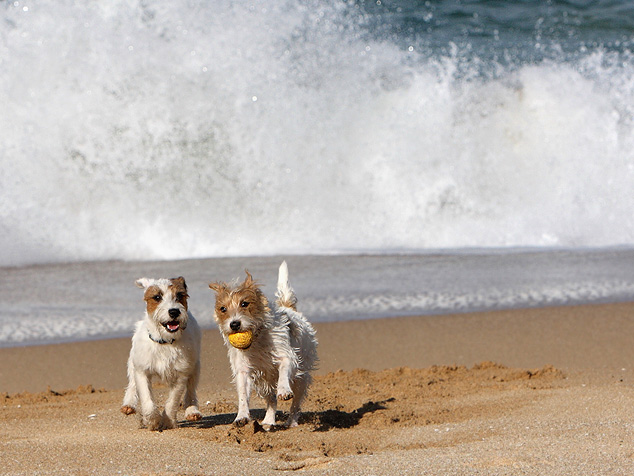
[230,320,241,331]
[168,308,181,319]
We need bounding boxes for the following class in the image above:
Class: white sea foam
[1,1,634,266]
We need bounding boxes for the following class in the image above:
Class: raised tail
[275,261,298,310]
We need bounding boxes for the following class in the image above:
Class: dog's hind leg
[183,361,202,421]
[285,375,310,428]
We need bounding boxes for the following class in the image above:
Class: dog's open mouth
[163,320,180,333]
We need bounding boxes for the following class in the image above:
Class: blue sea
[1,0,633,346]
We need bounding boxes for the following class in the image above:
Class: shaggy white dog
[121,276,202,430]
[209,261,318,429]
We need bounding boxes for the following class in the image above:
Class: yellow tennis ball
[228,330,253,349]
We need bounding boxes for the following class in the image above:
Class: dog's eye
[153,295,162,302]
[240,301,249,308]
[219,306,227,313]
[176,292,186,301]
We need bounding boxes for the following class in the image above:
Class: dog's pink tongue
[167,322,179,332]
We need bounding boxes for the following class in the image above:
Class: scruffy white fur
[121,276,202,430]
[209,261,318,428]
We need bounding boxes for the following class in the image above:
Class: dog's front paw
[185,406,202,422]
[284,419,299,428]
[120,405,136,415]
[144,409,166,431]
[233,416,251,427]
[159,411,178,431]
[149,415,176,431]
[160,418,177,431]
[277,390,294,401]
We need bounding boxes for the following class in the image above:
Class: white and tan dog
[209,261,318,428]
[121,276,202,430]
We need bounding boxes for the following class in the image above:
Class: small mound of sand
[183,362,565,460]
[3,384,105,405]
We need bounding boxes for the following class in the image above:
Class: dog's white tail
[276,261,297,310]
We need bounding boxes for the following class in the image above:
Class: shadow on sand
[180,398,393,431]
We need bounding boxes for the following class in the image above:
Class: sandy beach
[2,302,634,475]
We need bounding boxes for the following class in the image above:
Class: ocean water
[1,250,633,347]
[1,1,634,346]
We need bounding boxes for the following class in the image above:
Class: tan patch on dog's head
[143,285,164,315]
[169,276,189,311]
[209,270,269,325]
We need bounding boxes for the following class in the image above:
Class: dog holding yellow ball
[209,261,318,428]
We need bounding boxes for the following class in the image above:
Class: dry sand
[2,302,634,475]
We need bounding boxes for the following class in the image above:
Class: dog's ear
[135,278,152,289]
[208,282,224,293]
[172,276,187,290]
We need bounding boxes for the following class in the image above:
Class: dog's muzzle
[164,308,183,333]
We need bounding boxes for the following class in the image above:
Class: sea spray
[1,0,634,266]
